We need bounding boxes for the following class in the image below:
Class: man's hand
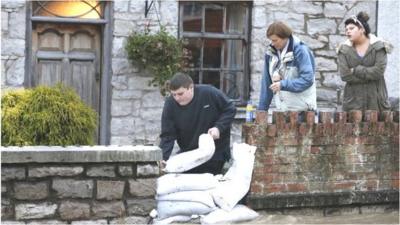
[159,160,167,172]
[208,127,220,140]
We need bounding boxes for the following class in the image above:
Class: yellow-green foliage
[1,85,97,146]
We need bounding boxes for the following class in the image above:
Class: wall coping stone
[248,190,399,210]
[1,145,162,163]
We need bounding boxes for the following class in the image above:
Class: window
[32,1,104,19]
[179,2,251,105]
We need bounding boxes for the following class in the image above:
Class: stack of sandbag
[154,173,218,222]
[153,134,218,223]
[152,133,259,224]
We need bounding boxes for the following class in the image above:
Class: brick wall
[1,146,161,224]
[243,110,399,210]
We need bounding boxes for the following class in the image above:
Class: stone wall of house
[1,1,398,147]
[1,0,26,91]
[378,0,400,104]
[1,145,161,224]
[243,110,399,209]
[110,1,178,146]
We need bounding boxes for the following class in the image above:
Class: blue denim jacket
[258,35,316,111]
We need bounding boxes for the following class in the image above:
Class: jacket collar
[267,35,299,57]
[339,34,393,54]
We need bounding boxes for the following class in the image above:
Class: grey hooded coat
[337,34,392,111]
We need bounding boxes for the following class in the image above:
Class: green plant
[125,27,189,95]
[1,84,97,146]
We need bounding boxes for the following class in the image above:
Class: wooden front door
[32,23,101,113]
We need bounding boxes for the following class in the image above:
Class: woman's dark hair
[266,21,293,39]
[345,11,371,37]
[168,72,193,91]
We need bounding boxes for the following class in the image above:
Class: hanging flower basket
[125,27,189,96]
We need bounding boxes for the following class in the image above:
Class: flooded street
[169,207,399,225]
[251,211,399,224]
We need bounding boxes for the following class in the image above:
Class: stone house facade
[2,0,399,146]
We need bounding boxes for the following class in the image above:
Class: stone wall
[1,0,26,91]
[110,1,178,145]
[243,110,399,209]
[1,0,398,147]
[1,146,162,224]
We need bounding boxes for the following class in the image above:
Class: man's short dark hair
[169,72,193,91]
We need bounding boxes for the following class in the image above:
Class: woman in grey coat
[337,12,392,111]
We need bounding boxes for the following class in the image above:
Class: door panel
[37,60,62,86]
[32,23,101,141]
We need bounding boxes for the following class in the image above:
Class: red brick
[349,110,363,123]
[266,184,287,193]
[310,146,321,154]
[393,111,399,123]
[255,110,268,124]
[333,181,356,190]
[376,122,386,135]
[319,111,332,124]
[334,111,347,123]
[289,111,298,127]
[266,138,277,146]
[364,110,378,122]
[306,111,315,125]
[298,123,311,136]
[287,183,307,192]
[366,180,378,191]
[273,111,286,128]
[392,179,399,189]
[313,124,325,137]
[380,111,393,122]
[267,124,277,137]
[250,183,263,194]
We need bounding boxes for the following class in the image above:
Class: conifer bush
[1,84,97,146]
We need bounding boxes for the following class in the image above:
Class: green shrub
[1,84,97,146]
[125,27,189,95]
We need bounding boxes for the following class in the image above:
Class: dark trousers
[184,160,225,175]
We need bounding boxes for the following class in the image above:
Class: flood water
[251,211,399,224]
[169,208,399,224]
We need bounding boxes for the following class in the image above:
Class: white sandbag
[223,142,257,181]
[153,215,192,224]
[200,204,259,224]
[164,133,215,173]
[211,142,257,211]
[157,173,218,195]
[156,191,215,208]
[157,200,214,219]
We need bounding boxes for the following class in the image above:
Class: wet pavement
[251,211,399,224]
[168,209,399,224]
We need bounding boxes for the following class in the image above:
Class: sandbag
[156,191,215,208]
[157,173,218,195]
[164,133,215,173]
[211,142,257,211]
[152,215,192,224]
[157,200,215,219]
[223,142,257,181]
[200,204,259,224]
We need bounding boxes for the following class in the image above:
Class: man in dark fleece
[159,72,236,175]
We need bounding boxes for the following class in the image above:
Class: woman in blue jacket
[258,21,317,112]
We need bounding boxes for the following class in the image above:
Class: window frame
[178,1,252,105]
